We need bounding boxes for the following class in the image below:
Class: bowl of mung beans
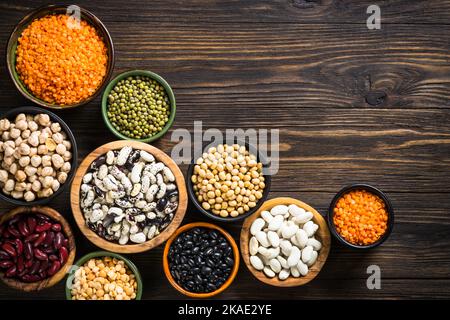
[327,184,394,249]
[6,5,115,109]
[187,140,271,222]
[101,70,176,143]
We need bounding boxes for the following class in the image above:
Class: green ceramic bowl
[101,70,176,143]
[6,4,115,109]
[65,251,143,300]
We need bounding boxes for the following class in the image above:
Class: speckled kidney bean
[0,213,70,283]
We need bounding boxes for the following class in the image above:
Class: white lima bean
[303,221,319,237]
[267,231,280,247]
[293,211,314,224]
[297,261,309,276]
[263,266,276,278]
[255,231,270,247]
[295,229,309,249]
[290,267,300,278]
[280,240,292,256]
[281,221,298,239]
[277,256,289,269]
[268,214,283,231]
[249,236,259,256]
[270,205,288,216]
[306,250,318,267]
[301,245,314,263]
[250,255,264,270]
[278,269,290,280]
[250,218,266,235]
[287,246,301,267]
[288,204,305,217]
[306,238,322,251]
[269,259,282,273]
[261,210,273,223]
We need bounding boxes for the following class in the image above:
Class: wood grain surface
[0,0,449,299]
[240,197,330,287]
[70,140,188,254]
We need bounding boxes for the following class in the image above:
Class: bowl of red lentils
[328,184,394,249]
[6,4,114,109]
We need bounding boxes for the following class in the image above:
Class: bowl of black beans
[163,222,239,298]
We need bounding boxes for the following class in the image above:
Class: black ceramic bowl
[327,184,394,249]
[0,106,78,205]
[6,4,115,109]
[187,139,271,223]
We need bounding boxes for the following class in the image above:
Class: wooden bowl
[0,106,78,206]
[101,70,176,143]
[240,197,330,287]
[70,140,187,253]
[163,222,240,298]
[6,4,114,109]
[65,251,143,300]
[0,206,76,291]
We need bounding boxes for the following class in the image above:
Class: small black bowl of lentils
[101,70,176,142]
[163,222,239,298]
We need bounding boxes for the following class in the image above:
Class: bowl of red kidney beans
[0,206,76,291]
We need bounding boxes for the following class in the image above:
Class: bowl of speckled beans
[101,70,176,143]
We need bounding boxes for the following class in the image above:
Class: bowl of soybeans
[187,140,271,222]
[328,184,394,249]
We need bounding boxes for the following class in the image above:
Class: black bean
[225,257,234,267]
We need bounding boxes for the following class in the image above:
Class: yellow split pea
[192,144,265,218]
[70,256,138,300]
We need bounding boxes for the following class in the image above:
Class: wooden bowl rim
[0,206,76,291]
[162,222,240,298]
[65,250,142,300]
[6,4,115,109]
[70,140,187,253]
[240,197,330,287]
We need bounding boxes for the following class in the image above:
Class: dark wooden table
[1,0,450,300]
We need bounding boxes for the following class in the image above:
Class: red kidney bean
[18,220,30,237]
[47,261,61,276]
[24,259,33,269]
[43,231,54,247]
[35,222,52,233]
[25,233,39,243]
[5,265,17,278]
[7,216,20,226]
[51,224,61,232]
[49,255,58,262]
[43,247,55,255]
[59,246,69,265]
[36,214,50,222]
[34,248,48,261]
[0,260,14,269]
[62,239,69,247]
[14,239,23,256]
[17,256,24,273]
[1,228,10,239]
[7,226,21,238]
[24,242,33,260]
[22,274,41,283]
[54,232,64,249]
[27,216,37,233]
[33,232,47,248]
[0,250,9,260]
[1,243,16,257]
[39,260,49,272]
[39,270,46,279]
[29,261,40,275]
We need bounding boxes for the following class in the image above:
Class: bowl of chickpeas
[187,140,271,222]
[65,251,142,300]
